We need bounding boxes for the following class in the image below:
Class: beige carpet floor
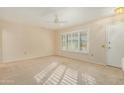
[0,56,123,85]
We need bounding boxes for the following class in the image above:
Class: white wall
[56,24,107,65]
[0,21,55,62]
[0,14,124,65]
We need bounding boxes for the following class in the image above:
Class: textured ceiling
[0,7,115,30]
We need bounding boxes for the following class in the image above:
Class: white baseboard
[56,54,106,66]
[2,55,54,63]
[2,54,106,67]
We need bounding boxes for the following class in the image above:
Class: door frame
[105,21,124,68]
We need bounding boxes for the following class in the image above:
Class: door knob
[108,46,111,49]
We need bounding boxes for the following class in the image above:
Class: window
[61,29,89,53]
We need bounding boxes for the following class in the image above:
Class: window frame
[60,29,90,54]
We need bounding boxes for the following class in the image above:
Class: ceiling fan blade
[43,14,68,24]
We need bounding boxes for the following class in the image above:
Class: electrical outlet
[91,54,94,56]
[24,51,27,55]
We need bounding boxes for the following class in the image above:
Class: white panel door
[107,21,124,68]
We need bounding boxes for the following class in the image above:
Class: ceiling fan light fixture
[114,7,124,14]
[46,14,67,24]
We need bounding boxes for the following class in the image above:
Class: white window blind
[61,29,89,53]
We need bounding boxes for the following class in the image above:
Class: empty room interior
[0,7,124,85]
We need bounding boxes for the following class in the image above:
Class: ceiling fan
[47,14,67,24]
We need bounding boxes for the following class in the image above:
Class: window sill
[61,49,89,54]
